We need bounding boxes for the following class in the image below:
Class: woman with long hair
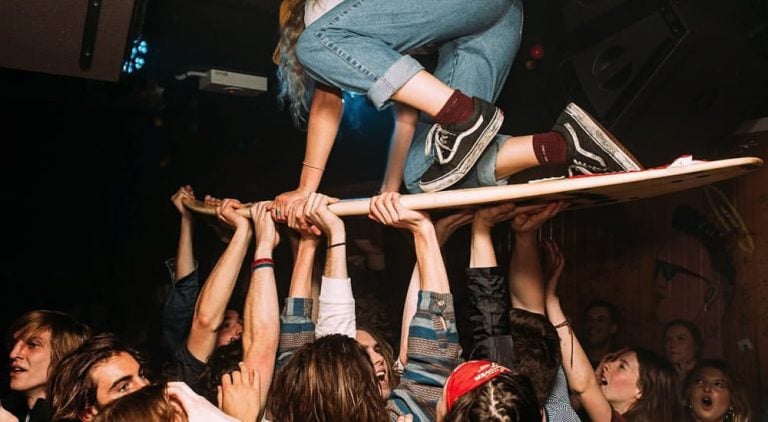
[269,334,389,421]
[683,359,751,422]
[544,240,680,422]
[664,319,704,391]
[272,0,418,227]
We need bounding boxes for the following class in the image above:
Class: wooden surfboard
[183,156,763,217]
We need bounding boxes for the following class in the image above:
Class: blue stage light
[122,37,149,75]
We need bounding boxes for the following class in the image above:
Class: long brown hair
[93,383,187,422]
[6,309,92,373]
[623,347,681,422]
[48,333,146,421]
[443,372,541,422]
[508,309,561,405]
[683,359,751,422]
[275,0,315,127]
[269,334,388,421]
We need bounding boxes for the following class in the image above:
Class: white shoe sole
[419,108,504,192]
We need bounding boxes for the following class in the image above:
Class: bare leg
[390,70,454,117]
[494,135,539,180]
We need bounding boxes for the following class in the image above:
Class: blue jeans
[297,0,524,192]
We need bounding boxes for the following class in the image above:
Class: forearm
[243,243,279,407]
[510,232,545,314]
[175,216,195,280]
[398,264,420,364]
[188,228,250,361]
[470,222,496,268]
[546,298,596,395]
[297,85,343,192]
[288,238,318,298]
[323,227,347,279]
[194,229,249,325]
[412,223,450,293]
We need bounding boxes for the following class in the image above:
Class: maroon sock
[532,132,568,164]
[433,90,474,126]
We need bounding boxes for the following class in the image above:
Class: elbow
[192,310,220,332]
[571,375,599,396]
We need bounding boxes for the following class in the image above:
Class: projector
[199,69,267,96]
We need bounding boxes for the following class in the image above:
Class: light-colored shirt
[304,0,344,26]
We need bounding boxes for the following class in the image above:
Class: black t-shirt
[167,342,207,393]
[2,395,52,422]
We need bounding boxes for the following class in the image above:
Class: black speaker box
[503,0,768,166]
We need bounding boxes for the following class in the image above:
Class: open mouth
[9,365,27,376]
[700,396,713,409]
[376,371,386,382]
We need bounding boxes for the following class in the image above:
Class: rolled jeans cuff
[368,55,424,109]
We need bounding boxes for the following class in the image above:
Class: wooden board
[183,156,763,217]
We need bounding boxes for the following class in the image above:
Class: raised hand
[510,201,568,234]
[434,210,475,247]
[473,202,518,231]
[368,192,430,231]
[217,363,261,422]
[303,192,343,239]
[216,198,251,232]
[249,201,280,251]
[542,238,565,302]
[273,189,310,223]
[171,185,195,219]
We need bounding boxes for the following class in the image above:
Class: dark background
[1,0,767,395]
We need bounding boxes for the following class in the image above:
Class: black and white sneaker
[418,97,503,192]
[554,103,643,176]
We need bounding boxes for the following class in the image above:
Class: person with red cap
[436,360,541,421]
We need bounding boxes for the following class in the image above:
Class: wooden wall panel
[726,132,767,419]
[548,134,766,416]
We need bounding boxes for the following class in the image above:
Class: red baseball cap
[444,360,512,411]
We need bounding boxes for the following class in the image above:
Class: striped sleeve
[276,297,315,369]
[389,290,460,421]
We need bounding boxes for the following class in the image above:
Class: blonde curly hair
[274,0,316,128]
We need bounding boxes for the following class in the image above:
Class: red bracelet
[251,258,274,271]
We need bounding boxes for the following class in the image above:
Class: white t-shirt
[304,0,344,26]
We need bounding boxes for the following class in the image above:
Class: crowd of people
[2,0,755,420]
[1,185,753,421]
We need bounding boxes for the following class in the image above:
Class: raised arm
[172,185,196,279]
[162,186,201,353]
[370,192,448,293]
[273,84,343,229]
[508,202,566,314]
[544,240,613,422]
[304,192,356,338]
[186,199,251,362]
[465,203,518,364]
[370,192,459,414]
[398,210,474,365]
[242,201,281,414]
